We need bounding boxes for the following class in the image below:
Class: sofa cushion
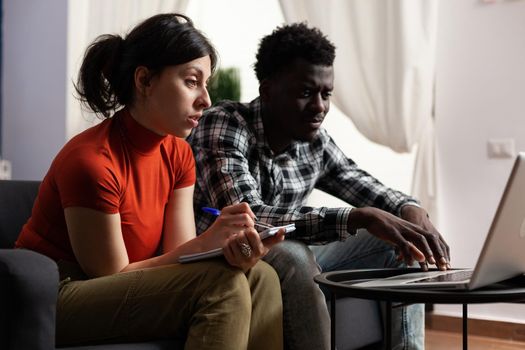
[0,180,40,248]
[0,249,59,350]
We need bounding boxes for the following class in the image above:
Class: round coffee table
[314,268,525,350]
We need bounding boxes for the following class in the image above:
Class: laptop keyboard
[412,270,473,283]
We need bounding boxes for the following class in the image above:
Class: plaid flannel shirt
[187,98,419,244]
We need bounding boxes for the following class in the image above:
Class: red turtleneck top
[15,109,196,263]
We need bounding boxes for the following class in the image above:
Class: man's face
[261,58,334,146]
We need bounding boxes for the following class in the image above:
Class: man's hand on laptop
[400,205,450,270]
[348,207,451,271]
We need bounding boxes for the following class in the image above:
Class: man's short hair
[254,22,336,82]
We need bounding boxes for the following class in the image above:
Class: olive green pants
[56,260,283,350]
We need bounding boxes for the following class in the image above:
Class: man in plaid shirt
[188,23,450,350]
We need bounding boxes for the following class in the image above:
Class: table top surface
[314,268,525,304]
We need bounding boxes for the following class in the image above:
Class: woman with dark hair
[15,13,284,349]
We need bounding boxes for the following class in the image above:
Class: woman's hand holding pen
[201,203,285,271]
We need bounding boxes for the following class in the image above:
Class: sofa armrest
[0,249,59,350]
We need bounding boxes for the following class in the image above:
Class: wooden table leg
[463,303,468,350]
[331,292,336,350]
[386,301,392,349]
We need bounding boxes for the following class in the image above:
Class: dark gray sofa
[0,180,383,350]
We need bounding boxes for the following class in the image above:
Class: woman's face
[138,55,212,138]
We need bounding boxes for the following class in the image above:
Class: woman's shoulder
[65,117,114,150]
[52,118,119,175]
[70,113,127,150]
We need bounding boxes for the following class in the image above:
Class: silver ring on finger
[239,242,252,258]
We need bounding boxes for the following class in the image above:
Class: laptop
[353,152,525,290]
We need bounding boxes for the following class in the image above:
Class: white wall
[435,0,525,322]
[1,0,68,180]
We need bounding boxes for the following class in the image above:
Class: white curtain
[66,0,189,140]
[279,0,438,218]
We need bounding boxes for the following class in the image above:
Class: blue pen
[201,207,274,229]
[202,207,221,216]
